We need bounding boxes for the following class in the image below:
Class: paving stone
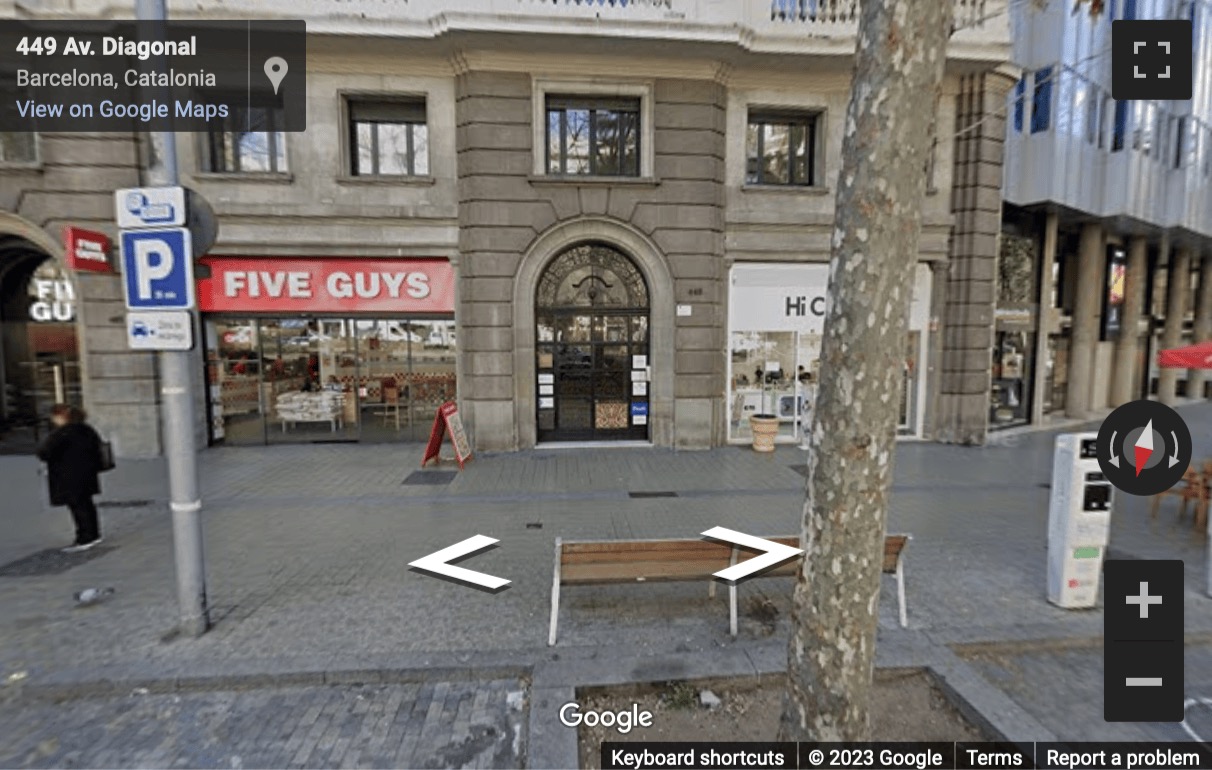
[0,680,525,770]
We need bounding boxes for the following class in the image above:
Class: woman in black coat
[36,404,105,552]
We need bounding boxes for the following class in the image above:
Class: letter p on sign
[120,228,195,310]
[134,239,174,299]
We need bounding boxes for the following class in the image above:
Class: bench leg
[548,538,562,647]
[548,580,560,646]
[728,547,739,637]
[729,582,738,637]
[896,558,908,629]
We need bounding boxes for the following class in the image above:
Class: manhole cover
[628,491,678,498]
[402,471,457,486]
[0,545,117,577]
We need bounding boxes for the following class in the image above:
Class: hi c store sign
[196,257,455,313]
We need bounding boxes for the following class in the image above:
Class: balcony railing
[50,0,1010,53]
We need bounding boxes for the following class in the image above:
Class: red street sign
[421,401,473,470]
[63,227,112,273]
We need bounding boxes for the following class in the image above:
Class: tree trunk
[778,0,953,741]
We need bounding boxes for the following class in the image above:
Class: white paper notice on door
[631,369,647,382]
[539,384,554,396]
[539,397,554,409]
[632,355,648,369]
[633,381,647,396]
[538,373,554,385]
[633,415,648,425]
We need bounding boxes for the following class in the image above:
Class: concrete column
[1189,252,1212,399]
[1158,245,1192,405]
[1111,235,1148,406]
[1031,212,1058,425]
[1066,223,1104,418]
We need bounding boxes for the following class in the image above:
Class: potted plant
[749,413,780,452]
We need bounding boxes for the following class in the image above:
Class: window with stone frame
[545,96,640,177]
[746,110,821,186]
[1,88,37,164]
[204,105,287,173]
[348,98,429,177]
[0,132,36,164]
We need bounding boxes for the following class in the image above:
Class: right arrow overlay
[702,526,804,583]
[409,535,510,590]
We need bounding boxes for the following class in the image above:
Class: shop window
[991,234,1038,430]
[991,332,1034,428]
[545,96,640,177]
[727,263,930,443]
[745,111,820,186]
[204,316,457,446]
[204,106,287,173]
[1031,67,1053,134]
[348,98,429,177]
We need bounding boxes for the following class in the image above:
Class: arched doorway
[0,239,80,453]
[535,243,650,442]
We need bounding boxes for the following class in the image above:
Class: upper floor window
[204,106,287,173]
[1112,100,1129,151]
[1012,78,1026,132]
[545,96,640,177]
[348,99,429,177]
[1084,85,1101,145]
[1031,67,1053,134]
[746,111,820,186]
[0,133,37,164]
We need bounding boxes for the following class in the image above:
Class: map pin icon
[264,57,288,95]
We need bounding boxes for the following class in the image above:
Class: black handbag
[98,440,115,472]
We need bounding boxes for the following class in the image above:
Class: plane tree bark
[778,0,954,741]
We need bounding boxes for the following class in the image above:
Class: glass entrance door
[533,244,652,443]
[537,312,648,441]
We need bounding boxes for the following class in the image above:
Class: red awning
[1158,340,1212,369]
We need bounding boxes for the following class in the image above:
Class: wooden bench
[548,534,910,645]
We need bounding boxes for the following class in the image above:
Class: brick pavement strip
[0,679,528,770]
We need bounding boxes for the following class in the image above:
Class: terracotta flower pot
[749,414,780,452]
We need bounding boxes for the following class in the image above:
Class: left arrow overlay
[702,526,804,583]
[408,535,510,590]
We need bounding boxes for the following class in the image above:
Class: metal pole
[136,0,209,637]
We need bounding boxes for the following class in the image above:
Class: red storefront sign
[63,227,112,273]
[196,257,455,314]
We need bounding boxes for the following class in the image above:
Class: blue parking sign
[120,228,195,310]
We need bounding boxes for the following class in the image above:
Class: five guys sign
[195,257,455,313]
[63,226,113,273]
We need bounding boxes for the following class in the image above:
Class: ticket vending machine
[1047,432,1114,608]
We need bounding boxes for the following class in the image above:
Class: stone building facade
[0,0,1015,457]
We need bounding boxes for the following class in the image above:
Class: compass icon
[1096,400,1192,496]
